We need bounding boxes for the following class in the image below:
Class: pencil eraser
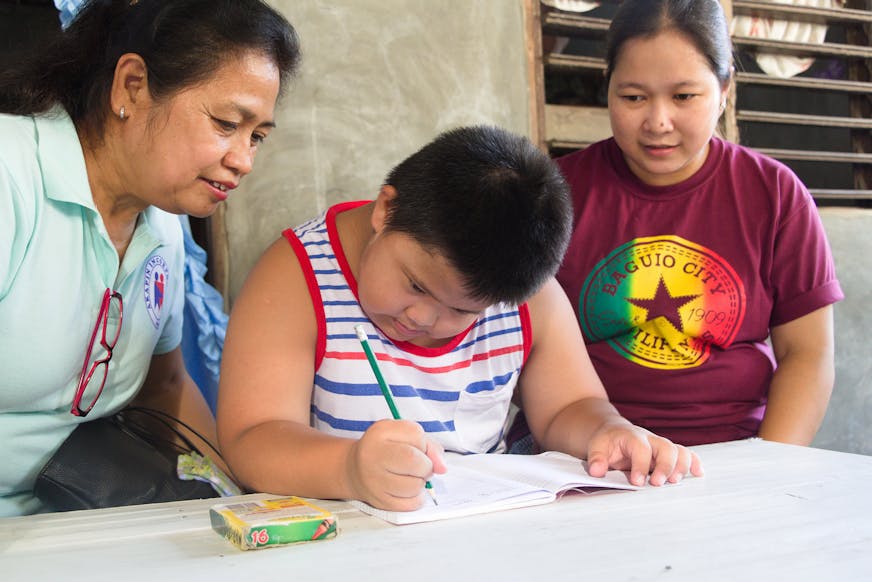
[210,496,338,550]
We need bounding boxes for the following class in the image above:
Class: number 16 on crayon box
[210,496,338,550]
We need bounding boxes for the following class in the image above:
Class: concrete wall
[224,0,529,302]
[221,2,870,455]
[812,208,872,455]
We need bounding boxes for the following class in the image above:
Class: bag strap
[117,407,236,483]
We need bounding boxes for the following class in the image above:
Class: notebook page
[449,451,641,494]
[349,461,555,524]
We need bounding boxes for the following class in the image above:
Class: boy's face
[357,230,489,348]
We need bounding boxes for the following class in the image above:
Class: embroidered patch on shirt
[144,255,169,329]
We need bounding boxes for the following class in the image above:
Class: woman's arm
[519,278,702,485]
[130,346,227,472]
[759,306,836,445]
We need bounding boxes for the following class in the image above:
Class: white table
[2,439,871,581]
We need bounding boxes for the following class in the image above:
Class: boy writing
[218,126,702,511]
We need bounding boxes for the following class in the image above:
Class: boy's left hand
[585,421,704,486]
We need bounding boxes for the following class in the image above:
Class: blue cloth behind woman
[179,216,227,413]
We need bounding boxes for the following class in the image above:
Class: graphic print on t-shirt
[580,236,745,369]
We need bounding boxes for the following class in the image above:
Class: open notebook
[349,451,642,525]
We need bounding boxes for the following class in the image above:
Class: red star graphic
[626,277,701,332]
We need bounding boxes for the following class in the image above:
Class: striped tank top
[283,201,532,454]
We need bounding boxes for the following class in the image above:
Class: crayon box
[210,496,338,550]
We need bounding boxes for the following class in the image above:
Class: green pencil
[354,324,438,506]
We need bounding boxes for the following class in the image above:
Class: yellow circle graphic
[580,236,746,369]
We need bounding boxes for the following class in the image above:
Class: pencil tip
[428,488,438,506]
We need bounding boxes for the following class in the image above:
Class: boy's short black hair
[383,125,572,305]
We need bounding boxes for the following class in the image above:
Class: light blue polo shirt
[0,109,185,516]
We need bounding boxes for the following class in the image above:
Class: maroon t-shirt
[555,137,843,445]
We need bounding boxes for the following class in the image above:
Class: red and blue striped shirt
[284,201,532,454]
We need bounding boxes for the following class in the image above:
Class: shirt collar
[34,107,165,277]
[34,107,95,210]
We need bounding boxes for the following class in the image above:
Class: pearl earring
[119,106,126,120]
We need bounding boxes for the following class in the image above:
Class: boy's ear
[110,53,150,121]
[371,185,398,233]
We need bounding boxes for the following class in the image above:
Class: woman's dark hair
[383,125,572,306]
[606,0,732,85]
[0,0,300,139]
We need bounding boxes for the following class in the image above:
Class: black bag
[34,407,221,511]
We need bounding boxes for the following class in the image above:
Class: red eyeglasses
[71,288,124,417]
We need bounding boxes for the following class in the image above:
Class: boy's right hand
[346,419,446,511]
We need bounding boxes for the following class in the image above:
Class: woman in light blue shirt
[0,0,300,516]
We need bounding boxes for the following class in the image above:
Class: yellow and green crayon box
[210,496,338,550]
